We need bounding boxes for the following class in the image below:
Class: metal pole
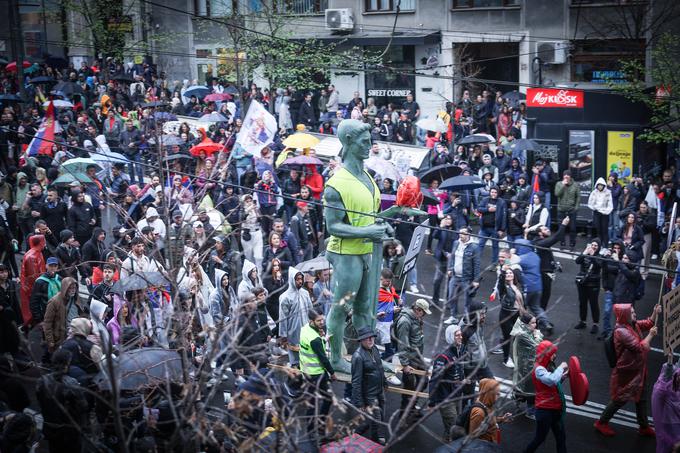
[9,0,27,100]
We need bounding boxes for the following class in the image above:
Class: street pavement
[384,236,662,452]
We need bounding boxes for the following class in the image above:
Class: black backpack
[604,331,617,368]
[456,402,488,433]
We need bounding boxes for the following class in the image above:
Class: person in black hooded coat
[81,227,106,281]
[67,191,95,246]
[574,238,602,333]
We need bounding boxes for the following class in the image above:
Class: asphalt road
[385,235,663,453]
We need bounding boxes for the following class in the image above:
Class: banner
[526,88,584,108]
[26,101,57,157]
[663,284,680,356]
[607,131,634,185]
[236,100,277,157]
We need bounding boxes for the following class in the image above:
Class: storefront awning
[295,31,441,46]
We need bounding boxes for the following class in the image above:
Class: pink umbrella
[204,93,233,102]
[283,155,323,165]
[6,61,31,72]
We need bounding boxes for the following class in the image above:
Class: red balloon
[396,175,423,208]
[569,356,589,406]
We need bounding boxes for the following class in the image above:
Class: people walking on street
[278,267,313,367]
[477,187,506,265]
[574,239,602,333]
[446,227,480,322]
[469,378,512,444]
[351,326,386,444]
[594,303,660,438]
[510,240,553,335]
[511,313,543,419]
[377,268,401,361]
[494,267,524,368]
[555,170,579,249]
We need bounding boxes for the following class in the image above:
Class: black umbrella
[420,164,462,185]
[163,153,191,162]
[502,90,526,108]
[111,271,171,293]
[142,100,169,108]
[435,438,503,453]
[0,94,25,103]
[53,81,84,97]
[421,187,439,205]
[94,348,184,391]
[224,85,239,95]
[510,138,539,152]
[440,175,485,191]
[29,76,57,85]
[112,74,135,84]
[458,134,495,145]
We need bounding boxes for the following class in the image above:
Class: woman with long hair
[494,266,524,368]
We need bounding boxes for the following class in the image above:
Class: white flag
[236,100,277,158]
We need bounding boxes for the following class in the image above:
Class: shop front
[364,45,416,109]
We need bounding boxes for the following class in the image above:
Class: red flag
[532,173,540,194]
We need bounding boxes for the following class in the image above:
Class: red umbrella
[189,128,224,157]
[204,93,232,102]
[6,61,31,72]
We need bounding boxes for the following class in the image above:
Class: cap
[69,181,81,187]
[414,298,432,315]
[193,221,203,228]
[46,257,59,266]
[356,326,377,341]
[196,207,207,215]
[172,209,182,218]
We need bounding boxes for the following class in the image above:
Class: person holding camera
[574,239,602,334]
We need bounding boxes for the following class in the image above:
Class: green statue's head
[337,119,371,162]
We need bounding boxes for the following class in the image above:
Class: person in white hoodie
[588,177,613,245]
[278,267,313,367]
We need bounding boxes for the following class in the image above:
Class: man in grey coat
[278,267,313,367]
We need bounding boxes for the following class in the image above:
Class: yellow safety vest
[324,167,380,255]
[299,324,326,376]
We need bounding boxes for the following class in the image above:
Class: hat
[196,207,207,215]
[60,229,74,242]
[296,201,308,209]
[193,221,204,228]
[46,257,59,266]
[445,324,461,345]
[414,298,432,315]
[172,209,182,218]
[356,326,377,341]
[69,181,81,187]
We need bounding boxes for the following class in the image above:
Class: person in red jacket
[524,340,568,453]
[594,303,659,437]
[301,164,323,200]
[20,234,46,327]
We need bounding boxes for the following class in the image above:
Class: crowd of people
[0,58,678,452]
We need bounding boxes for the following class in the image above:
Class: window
[276,0,328,14]
[366,0,415,12]
[571,39,644,83]
[452,0,519,7]
[195,0,236,17]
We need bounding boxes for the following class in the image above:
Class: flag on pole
[26,101,57,157]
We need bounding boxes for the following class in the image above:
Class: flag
[26,101,57,157]
[236,100,277,158]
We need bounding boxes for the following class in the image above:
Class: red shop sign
[526,88,584,108]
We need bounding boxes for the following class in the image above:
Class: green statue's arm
[324,186,389,242]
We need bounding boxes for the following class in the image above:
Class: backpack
[603,331,617,368]
[455,402,488,433]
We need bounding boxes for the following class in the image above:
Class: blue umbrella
[0,94,24,103]
[184,85,210,99]
[153,112,177,121]
[199,112,228,122]
[224,85,239,95]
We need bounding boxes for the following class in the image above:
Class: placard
[607,131,634,185]
[663,284,680,355]
[400,220,429,278]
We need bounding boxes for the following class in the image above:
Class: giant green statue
[323,119,393,373]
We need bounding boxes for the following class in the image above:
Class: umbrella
[43,99,73,109]
[49,90,66,98]
[0,57,7,65]
[163,153,191,162]
[25,64,40,74]
[365,156,402,182]
[189,130,223,157]
[111,272,171,293]
[0,94,24,103]
[204,93,232,102]
[296,255,331,273]
[94,348,183,391]
[502,90,526,108]
[458,134,495,145]
[435,438,503,453]
[224,85,239,95]
[321,434,383,452]
[53,81,84,97]
[150,134,184,146]
[416,117,448,133]
[5,61,31,72]
[141,100,169,108]
[283,133,319,149]
[419,164,462,185]
[61,157,102,174]
[152,112,177,121]
[91,149,128,165]
[421,187,439,205]
[183,85,210,99]
[29,76,57,85]
[52,172,93,186]
[440,175,485,191]
[112,74,135,84]
[283,155,323,166]
[199,112,228,122]
[510,138,539,152]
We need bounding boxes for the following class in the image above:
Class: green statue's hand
[364,223,391,242]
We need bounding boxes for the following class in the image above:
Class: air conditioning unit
[536,41,570,64]
[325,8,354,32]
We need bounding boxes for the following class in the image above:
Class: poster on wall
[569,130,595,223]
[607,131,634,185]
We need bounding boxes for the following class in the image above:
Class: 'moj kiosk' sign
[526,88,584,108]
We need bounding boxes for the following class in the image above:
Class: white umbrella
[199,112,228,122]
[416,117,448,133]
[365,156,402,182]
[43,99,73,109]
